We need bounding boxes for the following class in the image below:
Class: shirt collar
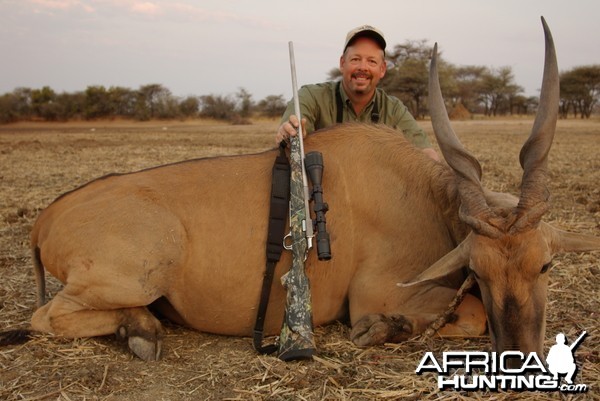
[338,82,377,115]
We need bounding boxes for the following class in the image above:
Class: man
[546,333,578,384]
[276,25,439,161]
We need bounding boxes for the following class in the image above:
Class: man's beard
[350,72,373,94]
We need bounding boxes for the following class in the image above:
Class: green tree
[30,86,65,121]
[108,86,136,118]
[0,88,32,123]
[326,67,341,81]
[451,65,487,113]
[55,91,84,120]
[199,94,237,121]
[179,96,200,118]
[84,85,111,119]
[0,93,19,123]
[478,67,523,116]
[135,84,176,120]
[509,94,538,115]
[257,94,287,118]
[382,39,432,118]
[560,65,600,118]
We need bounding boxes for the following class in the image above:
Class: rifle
[278,41,316,361]
[569,331,587,351]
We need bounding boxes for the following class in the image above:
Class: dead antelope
[1,17,597,361]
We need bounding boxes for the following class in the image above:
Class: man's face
[339,37,386,97]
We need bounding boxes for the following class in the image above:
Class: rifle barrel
[569,330,587,351]
[288,41,314,248]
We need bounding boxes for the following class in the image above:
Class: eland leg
[32,288,163,361]
[350,290,486,346]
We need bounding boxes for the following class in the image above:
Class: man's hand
[276,115,307,145]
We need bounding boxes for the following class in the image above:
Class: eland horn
[511,16,560,233]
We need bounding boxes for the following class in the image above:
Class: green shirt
[281,81,431,148]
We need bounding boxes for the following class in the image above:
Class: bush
[257,95,287,118]
[199,94,237,121]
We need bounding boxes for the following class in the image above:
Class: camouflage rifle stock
[278,41,316,361]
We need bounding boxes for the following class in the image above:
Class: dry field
[0,118,599,400]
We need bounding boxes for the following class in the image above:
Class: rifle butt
[278,244,315,361]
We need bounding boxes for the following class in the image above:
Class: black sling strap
[335,81,380,124]
[253,143,290,354]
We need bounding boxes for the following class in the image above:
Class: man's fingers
[276,116,307,144]
[285,122,297,137]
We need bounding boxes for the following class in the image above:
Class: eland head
[406,17,600,357]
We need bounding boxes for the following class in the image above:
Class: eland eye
[540,262,552,274]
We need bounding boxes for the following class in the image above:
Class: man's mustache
[351,72,372,79]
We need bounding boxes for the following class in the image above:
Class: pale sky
[1,0,599,101]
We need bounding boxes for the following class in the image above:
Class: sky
[1,0,599,102]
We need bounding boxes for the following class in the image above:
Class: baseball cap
[343,25,386,52]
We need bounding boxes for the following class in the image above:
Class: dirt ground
[0,118,598,400]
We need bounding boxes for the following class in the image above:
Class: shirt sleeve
[392,102,432,149]
[280,85,321,134]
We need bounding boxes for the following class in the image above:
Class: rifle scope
[304,151,331,261]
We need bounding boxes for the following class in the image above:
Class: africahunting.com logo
[416,331,589,393]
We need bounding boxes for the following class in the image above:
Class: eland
[3,17,598,361]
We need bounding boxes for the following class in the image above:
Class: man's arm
[276,86,322,144]
[390,99,439,161]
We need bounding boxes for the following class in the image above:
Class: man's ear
[379,54,387,78]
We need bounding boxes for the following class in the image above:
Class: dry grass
[0,118,598,400]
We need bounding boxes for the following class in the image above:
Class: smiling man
[276,25,438,160]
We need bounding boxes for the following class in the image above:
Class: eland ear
[544,223,600,253]
[398,234,473,287]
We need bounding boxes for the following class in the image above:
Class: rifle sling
[253,143,290,354]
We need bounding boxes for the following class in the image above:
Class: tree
[84,86,111,119]
[0,88,32,123]
[179,96,200,118]
[478,67,523,116]
[382,39,432,118]
[327,67,341,81]
[236,87,254,118]
[108,86,136,118]
[560,65,600,119]
[509,95,538,115]
[135,84,177,120]
[0,93,19,123]
[257,94,287,118]
[199,94,237,121]
[55,91,84,120]
[30,86,67,121]
[451,65,487,113]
